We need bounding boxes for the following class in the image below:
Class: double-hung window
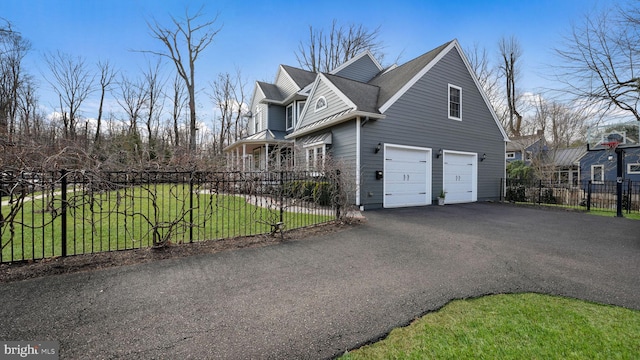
[448,84,462,120]
[286,104,293,130]
[306,145,325,171]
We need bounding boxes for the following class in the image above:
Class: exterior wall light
[436,149,443,158]
[375,143,382,154]
[480,153,487,162]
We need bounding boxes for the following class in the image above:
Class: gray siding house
[224,40,509,209]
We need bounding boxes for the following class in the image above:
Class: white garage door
[443,151,477,204]
[384,145,431,208]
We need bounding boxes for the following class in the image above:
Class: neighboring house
[225,39,509,209]
[543,147,586,186]
[505,131,546,164]
[579,147,640,184]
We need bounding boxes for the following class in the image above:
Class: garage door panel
[384,146,431,208]
[443,152,476,204]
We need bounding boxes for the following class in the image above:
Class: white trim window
[306,145,325,171]
[296,101,306,126]
[448,84,462,120]
[628,163,640,175]
[506,152,515,159]
[591,164,605,184]
[286,104,294,130]
[254,107,263,133]
[314,96,327,112]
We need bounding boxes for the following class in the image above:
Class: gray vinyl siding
[360,47,505,209]
[333,56,381,83]
[298,80,351,128]
[294,121,358,203]
[249,89,265,135]
[275,68,299,99]
[268,104,286,131]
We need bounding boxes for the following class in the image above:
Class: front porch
[224,130,293,171]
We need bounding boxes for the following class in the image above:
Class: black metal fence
[501,178,640,215]
[1,170,340,263]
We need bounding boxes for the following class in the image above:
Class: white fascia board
[294,75,322,131]
[318,73,358,110]
[286,111,385,139]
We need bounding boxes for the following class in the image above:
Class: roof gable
[330,50,383,83]
[370,39,509,141]
[296,73,356,130]
[256,81,284,103]
[281,65,317,89]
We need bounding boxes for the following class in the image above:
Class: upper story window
[314,96,327,112]
[254,107,263,133]
[296,101,306,126]
[448,84,462,120]
[286,104,294,130]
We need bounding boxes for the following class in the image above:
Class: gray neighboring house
[225,39,509,209]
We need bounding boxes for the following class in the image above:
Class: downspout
[356,116,361,207]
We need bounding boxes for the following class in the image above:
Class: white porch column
[242,144,247,171]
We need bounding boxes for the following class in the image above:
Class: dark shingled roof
[323,73,380,114]
[281,65,317,89]
[369,40,453,107]
[257,81,284,102]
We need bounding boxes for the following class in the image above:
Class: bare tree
[144,7,222,152]
[554,4,640,121]
[531,97,589,147]
[94,60,117,144]
[115,74,147,141]
[0,19,31,140]
[143,60,166,159]
[210,69,247,154]
[465,43,505,122]
[169,73,188,147]
[296,19,384,73]
[45,51,95,140]
[499,36,524,136]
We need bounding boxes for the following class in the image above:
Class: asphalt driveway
[1,203,639,359]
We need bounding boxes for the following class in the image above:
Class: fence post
[335,169,341,219]
[586,180,592,211]
[537,180,542,204]
[279,171,284,224]
[60,169,68,257]
[189,172,194,243]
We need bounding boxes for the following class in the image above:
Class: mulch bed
[0,220,360,284]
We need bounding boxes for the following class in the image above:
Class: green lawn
[1,184,334,262]
[341,293,640,359]
[512,202,640,220]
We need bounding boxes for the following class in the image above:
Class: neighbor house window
[315,96,327,112]
[628,163,640,175]
[591,164,604,184]
[448,84,461,120]
[306,145,325,171]
[286,104,294,130]
[506,152,515,159]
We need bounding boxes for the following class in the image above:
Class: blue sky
[4,0,611,122]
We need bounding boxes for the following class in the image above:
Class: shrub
[283,180,333,206]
